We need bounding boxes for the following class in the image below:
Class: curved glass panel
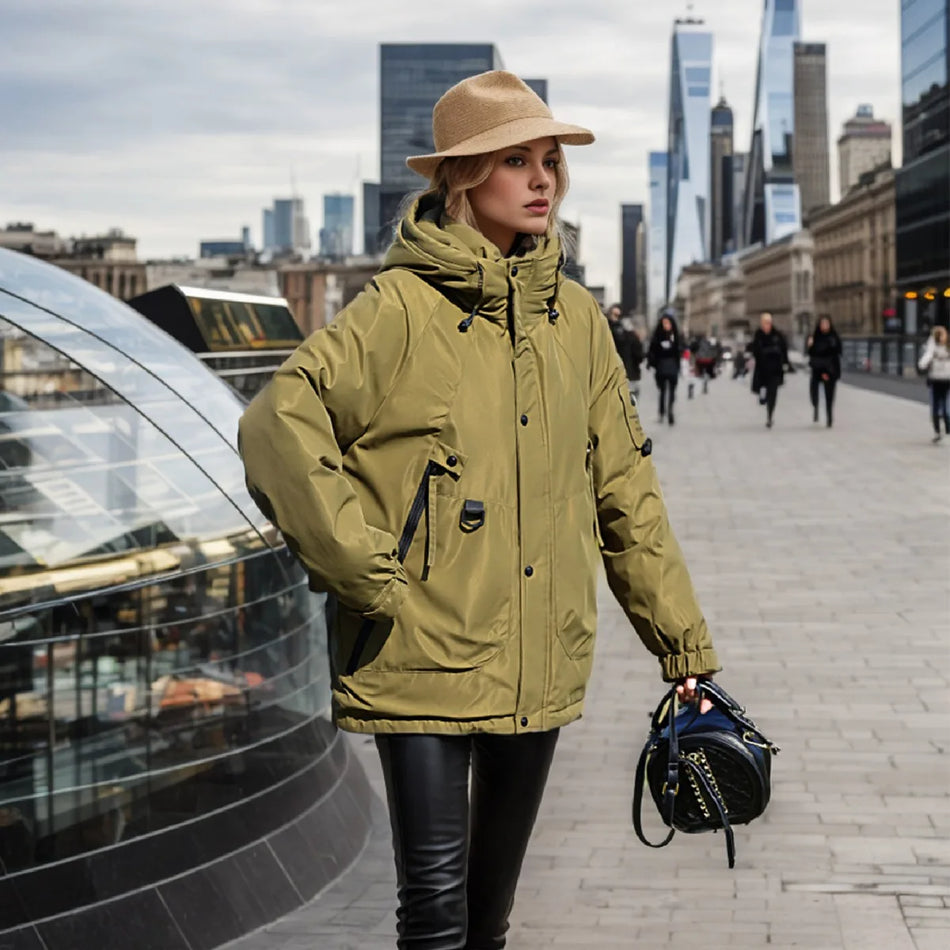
[0,250,332,882]
[0,250,246,454]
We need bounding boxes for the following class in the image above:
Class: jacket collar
[381,194,563,331]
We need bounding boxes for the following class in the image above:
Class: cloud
[0,0,902,298]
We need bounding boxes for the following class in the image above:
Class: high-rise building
[267,197,309,255]
[319,194,355,259]
[838,104,893,195]
[379,44,503,233]
[262,208,274,252]
[666,18,714,297]
[896,0,949,332]
[730,152,748,256]
[793,42,831,218]
[742,0,803,248]
[620,204,645,316]
[710,97,734,262]
[524,78,548,102]
[362,181,381,255]
[648,150,669,315]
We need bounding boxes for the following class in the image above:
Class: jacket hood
[381,193,563,330]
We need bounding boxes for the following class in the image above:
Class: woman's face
[819,317,831,333]
[468,136,559,253]
[661,317,673,333]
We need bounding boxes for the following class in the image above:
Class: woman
[750,311,792,428]
[807,316,842,427]
[647,311,682,424]
[238,71,719,949]
[918,325,950,442]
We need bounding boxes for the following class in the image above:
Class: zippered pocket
[344,441,465,675]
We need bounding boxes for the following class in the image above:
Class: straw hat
[406,70,595,179]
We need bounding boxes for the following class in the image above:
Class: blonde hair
[397,143,571,247]
[934,325,948,346]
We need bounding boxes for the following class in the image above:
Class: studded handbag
[632,681,779,868]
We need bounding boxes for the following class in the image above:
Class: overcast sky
[1,0,901,300]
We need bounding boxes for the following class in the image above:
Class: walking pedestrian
[749,311,792,428]
[606,304,643,401]
[647,311,682,424]
[237,70,719,950]
[918,325,950,442]
[806,316,842,427]
[694,336,720,394]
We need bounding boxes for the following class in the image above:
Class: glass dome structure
[0,249,371,950]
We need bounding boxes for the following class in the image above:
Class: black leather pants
[375,730,559,950]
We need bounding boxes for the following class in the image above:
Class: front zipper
[345,460,446,675]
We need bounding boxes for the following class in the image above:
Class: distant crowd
[602,305,950,441]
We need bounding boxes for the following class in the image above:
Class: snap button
[524,565,534,577]
[640,438,653,458]
[446,455,458,467]
[520,414,528,426]
[511,266,519,276]
[520,716,529,727]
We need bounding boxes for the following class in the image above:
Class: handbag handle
[632,684,737,868]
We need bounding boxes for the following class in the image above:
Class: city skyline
[1,0,902,301]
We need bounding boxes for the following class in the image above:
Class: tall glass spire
[742,0,803,247]
[666,18,714,299]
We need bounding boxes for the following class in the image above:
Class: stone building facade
[279,259,381,336]
[810,165,895,335]
[736,230,815,343]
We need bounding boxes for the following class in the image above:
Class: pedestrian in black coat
[807,317,842,427]
[749,312,792,428]
[647,312,682,425]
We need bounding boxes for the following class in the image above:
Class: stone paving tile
[225,374,949,949]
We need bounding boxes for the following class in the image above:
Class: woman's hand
[676,676,713,714]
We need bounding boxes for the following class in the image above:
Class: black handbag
[632,681,779,868]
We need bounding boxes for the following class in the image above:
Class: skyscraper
[648,150,669,315]
[269,198,309,255]
[838,105,892,195]
[262,208,274,252]
[620,204,645,316]
[379,44,503,233]
[666,18,714,297]
[793,42,831,218]
[362,181,381,255]
[320,194,355,259]
[710,97,734,262]
[731,152,748,255]
[524,79,548,103]
[742,0,803,248]
[896,0,949,332]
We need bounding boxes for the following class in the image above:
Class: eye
[544,158,560,169]
[504,155,526,167]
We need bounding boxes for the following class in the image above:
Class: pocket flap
[432,438,466,478]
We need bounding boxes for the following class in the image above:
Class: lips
[525,200,550,212]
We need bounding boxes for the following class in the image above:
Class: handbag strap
[680,757,736,869]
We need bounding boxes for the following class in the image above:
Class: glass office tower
[379,43,503,236]
[742,0,804,247]
[320,193,355,259]
[0,250,371,950]
[648,150,669,315]
[620,204,644,316]
[896,0,950,332]
[666,19,713,298]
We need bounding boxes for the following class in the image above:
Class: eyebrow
[510,145,560,156]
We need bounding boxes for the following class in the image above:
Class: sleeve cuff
[660,648,722,682]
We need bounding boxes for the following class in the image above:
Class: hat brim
[406,116,595,179]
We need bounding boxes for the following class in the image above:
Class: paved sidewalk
[228,372,950,950]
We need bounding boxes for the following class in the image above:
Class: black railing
[841,336,927,377]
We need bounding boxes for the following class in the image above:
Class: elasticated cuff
[660,647,722,682]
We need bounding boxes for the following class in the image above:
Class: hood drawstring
[457,264,484,333]
[546,253,564,325]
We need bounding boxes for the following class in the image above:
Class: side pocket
[618,383,646,449]
[585,439,603,548]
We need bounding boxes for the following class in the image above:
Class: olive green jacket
[238,197,719,734]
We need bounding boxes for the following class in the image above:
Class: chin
[521,219,550,236]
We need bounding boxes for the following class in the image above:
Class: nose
[530,160,553,192]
